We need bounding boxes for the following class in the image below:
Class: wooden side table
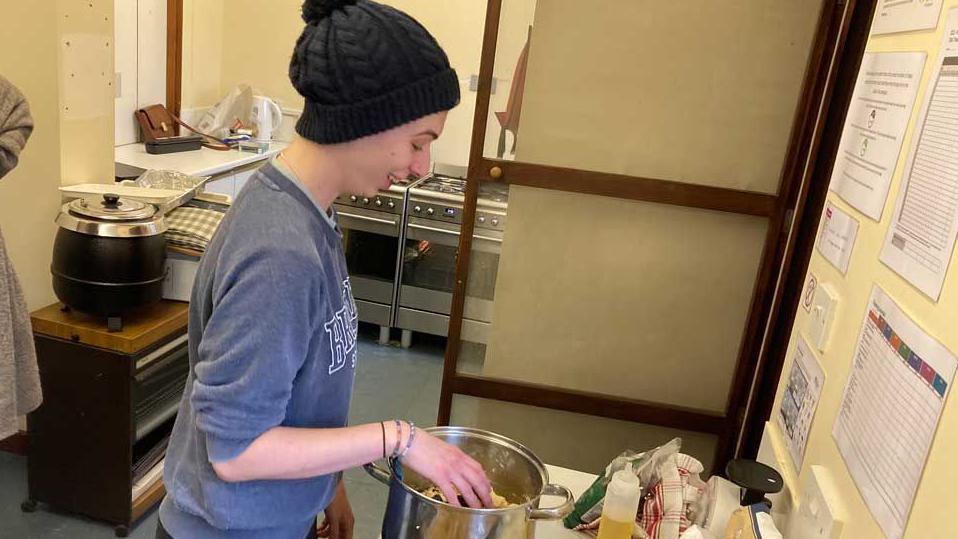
[23,301,189,537]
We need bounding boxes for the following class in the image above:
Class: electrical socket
[806,283,838,352]
[787,465,845,538]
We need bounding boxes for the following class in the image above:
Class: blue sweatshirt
[159,160,358,539]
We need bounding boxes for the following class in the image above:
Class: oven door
[336,205,402,326]
[399,216,502,324]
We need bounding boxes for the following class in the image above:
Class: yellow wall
[0,2,62,311]
[182,0,225,110]
[767,3,958,536]
[0,0,114,311]
[182,0,530,166]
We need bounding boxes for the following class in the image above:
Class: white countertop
[114,141,287,177]
[536,464,596,538]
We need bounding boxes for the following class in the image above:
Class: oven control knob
[491,218,500,226]
[349,195,357,202]
[362,197,370,204]
[375,199,382,207]
[478,216,486,224]
[387,201,395,209]
[426,208,434,215]
[414,205,422,213]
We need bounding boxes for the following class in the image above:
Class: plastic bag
[564,438,682,529]
[195,84,253,140]
[134,170,208,191]
[566,438,711,539]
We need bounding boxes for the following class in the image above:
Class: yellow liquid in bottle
[596,516,634,539]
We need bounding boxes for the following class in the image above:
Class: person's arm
[211,422,385,481]
[192,244,493,507]
[212,420,494,509]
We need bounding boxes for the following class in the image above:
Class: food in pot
[420,486,517,508]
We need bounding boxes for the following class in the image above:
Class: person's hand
[400,430,494,509]
[318,481,354,538]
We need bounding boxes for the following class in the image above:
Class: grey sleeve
[0,75,34,179]
[191,246,320,462]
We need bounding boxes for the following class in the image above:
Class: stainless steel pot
[364,426,574,539]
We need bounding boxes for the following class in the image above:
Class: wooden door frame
[739,0,879,458]
[166,0,183,118]
[438,0,870,469]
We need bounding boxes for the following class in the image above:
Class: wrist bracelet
[398,422,417,460]
[392,419,403,458]
[380,421,387,459]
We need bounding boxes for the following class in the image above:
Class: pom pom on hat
[301,0,358,24]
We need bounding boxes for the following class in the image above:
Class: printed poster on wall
[816,201,860,274]
[833,286,956,539]
[872,0,944,35]
[829,52,926,221]
[778,336,825,471]
[881,8,958,300]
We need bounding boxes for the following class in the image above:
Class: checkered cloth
[164,206,224,252]
[572,452,707,539]
[639,454,706,539]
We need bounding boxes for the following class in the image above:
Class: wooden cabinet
[23,301,190,537]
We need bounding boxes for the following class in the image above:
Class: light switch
[787,465,844,538]
[806,283,838,352]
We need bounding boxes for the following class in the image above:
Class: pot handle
[363,461,392,485]
[529,483,575,521]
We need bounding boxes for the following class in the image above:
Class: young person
[157,2,493,537]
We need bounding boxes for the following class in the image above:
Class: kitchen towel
[165,206,225,252]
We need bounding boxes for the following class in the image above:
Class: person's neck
[279,136,345,210]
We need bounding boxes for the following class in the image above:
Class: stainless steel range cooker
[397,165,509,345]
[333,182,409,344]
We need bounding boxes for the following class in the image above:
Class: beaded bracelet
[391,419,404,458]
[398,422,417,460]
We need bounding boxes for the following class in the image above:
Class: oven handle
[407,222,502,244]
[337,211,398,228]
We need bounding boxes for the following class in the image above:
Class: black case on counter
[145,135,203,154]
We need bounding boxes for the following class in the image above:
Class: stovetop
[406,171,509,232]
[411,175,509,207]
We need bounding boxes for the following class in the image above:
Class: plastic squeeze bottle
[596,466,641,539]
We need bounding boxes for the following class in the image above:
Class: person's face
[341,111,448,197]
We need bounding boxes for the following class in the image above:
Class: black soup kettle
[52,193,167,322]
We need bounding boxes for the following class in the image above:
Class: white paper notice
[833,286,955,539]
[778,337,825,471]
[872,0,944,35]
[816,202,860,274]
[829,52,926,220]
[881,10,958,300]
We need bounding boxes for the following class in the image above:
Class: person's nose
[410,145,432,179]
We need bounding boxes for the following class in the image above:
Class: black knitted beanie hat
[290,0,460,144]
